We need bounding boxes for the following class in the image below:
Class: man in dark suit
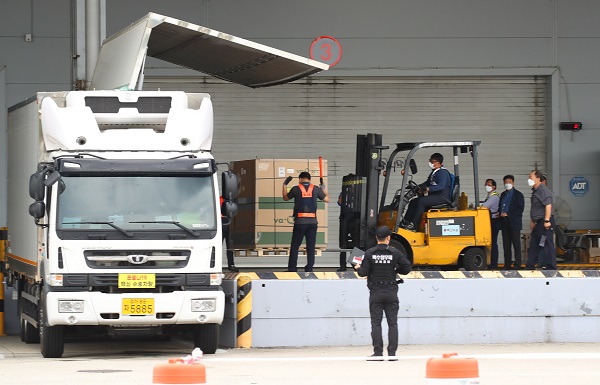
[499,174,525,269]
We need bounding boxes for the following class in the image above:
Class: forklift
[339,133,491,270]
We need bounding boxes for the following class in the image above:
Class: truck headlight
[191,299,216,312]
[59,300,84,313]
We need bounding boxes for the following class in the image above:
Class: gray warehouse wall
[0,0,598,229]
[0,0,72,105]
[0,66,6,228]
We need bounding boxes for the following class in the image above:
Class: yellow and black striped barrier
[236,274,252,348]
[223,268,600,348]
[227,269,600,281]
[0,272,5,336]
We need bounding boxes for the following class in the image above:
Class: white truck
[2,13,327,358]
[6,90,238,357]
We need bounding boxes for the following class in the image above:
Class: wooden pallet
[233,248,324,257]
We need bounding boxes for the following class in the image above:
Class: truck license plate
[122,298,154,315]
[118,273,156,288]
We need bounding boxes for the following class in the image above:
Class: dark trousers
[288,223,318,272]
[500,220,522,268]
[369,286,399,355]
[222,224,235,266]
[490,218,501,268]
[340,251,347,268]
[405,195,449,227]
[527,218,557,270]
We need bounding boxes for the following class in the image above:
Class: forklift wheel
[389,238,411,263]
[461,248,487,271]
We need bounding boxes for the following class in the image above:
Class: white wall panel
[558,38,600,83]
[558,0,600,37]
[206,0,552,38]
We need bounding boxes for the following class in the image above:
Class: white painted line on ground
[204,352,600,362]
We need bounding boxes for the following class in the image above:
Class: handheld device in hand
[346,247,365,265]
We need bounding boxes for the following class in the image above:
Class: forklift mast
[339,133,388,250]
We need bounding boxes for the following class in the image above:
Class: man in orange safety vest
[282,171,329,272]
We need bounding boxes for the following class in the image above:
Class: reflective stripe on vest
[296,183,317,218]
[297,212,316,218]
[298,183,315,197]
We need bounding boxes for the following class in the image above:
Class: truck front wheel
[39,293,64,358]
[193,323,219,354]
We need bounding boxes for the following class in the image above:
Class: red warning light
[560,122,582,131]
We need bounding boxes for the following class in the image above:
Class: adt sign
[569,176,589,197]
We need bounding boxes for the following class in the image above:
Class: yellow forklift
[339,134,491,270]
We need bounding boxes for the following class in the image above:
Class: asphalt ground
[2,335,600,385]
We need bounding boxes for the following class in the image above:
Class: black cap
[375,226,392,238]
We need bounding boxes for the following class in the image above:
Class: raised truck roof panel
[90,12,328,91]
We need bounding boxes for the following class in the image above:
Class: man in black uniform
[355,226,412,359]
[282,171,329,272]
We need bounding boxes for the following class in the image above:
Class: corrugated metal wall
[146,76,547,252]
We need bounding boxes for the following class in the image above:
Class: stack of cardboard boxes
[229,159,328,252]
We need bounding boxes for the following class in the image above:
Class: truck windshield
[56,175,216,232]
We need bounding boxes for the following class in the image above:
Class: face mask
[428,162,435,169]
[485,186,493,193]
[528,178,535,187]
[504,183,513,190]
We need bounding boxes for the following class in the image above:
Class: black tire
[192,323,220,354]
[461,247,487,271]
[39,293,64,358]
[389,238,412,264]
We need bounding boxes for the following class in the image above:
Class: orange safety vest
[296,184,316,218]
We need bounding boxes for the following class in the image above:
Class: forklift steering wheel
[407,180,424,196]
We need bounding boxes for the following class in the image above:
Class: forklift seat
[429,174,457,210]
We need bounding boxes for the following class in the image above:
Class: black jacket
[499,188,525,231]
[357,244,412,288]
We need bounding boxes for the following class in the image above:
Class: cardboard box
[230,225,328,249]
[589,247,600,263]
[229,158,329,250]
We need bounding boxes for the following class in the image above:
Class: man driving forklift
[401,152,452,231]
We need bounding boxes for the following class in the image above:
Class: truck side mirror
[221,171,239,200]
[409,159,418,174]
[44,170,61,187]
[29,201,45,220]
[29,172,45,201]
[222,201,238,218]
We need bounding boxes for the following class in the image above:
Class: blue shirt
[423,167,452,200]
[500,188,514,214]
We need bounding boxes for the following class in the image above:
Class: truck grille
[59,273,213,293]
[84,250,190,269]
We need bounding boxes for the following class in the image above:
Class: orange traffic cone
[426,353,479,384]
[153,358,206,384]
